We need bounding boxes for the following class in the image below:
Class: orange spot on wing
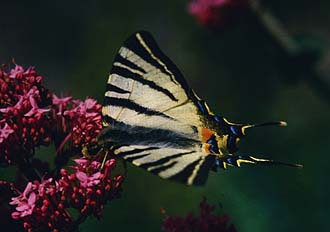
[201,128,214,143]
[203,143,211,153]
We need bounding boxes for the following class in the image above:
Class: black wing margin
[122,30,192,95]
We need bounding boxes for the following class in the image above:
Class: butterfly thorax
[200,126,231,157]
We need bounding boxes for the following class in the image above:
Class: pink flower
[9,64,24,78]
[68,98,99,117]
[52,94,72,105]
[73,158,101,170]
[52,94,72,115]
[24,90,50,118]
[0,123,14,143]
[76,171,101,187]
[0,96,24,113]
[73,158,102,187]
[73,158,90,167]
[84,98,97,110]
[188,0,249,28]
[8,178,73,231]
[37,178,54,196]
[10,182,37,219]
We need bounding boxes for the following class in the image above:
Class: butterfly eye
[206,135,220,154]
[213,116,221,122]
[227,135,239,154]
[225,125,245,153]
[229,125,244,137]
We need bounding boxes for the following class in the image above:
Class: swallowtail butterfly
[93,31,302,186]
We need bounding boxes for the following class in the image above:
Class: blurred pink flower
[162,198,237,232]
[188,0,249,28]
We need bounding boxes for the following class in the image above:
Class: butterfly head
[213,116,288,154]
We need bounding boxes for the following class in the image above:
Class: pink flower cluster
[0,64,52,164]
[0,62,123,231]
[60,158,122,219]
[61,98,102,147]
[188,0,249,28]
[162,198,237,232]
[9,158,122,231]
[10,179,58,220]
[0,63,103,165]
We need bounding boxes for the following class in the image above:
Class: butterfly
[93,31,302,186]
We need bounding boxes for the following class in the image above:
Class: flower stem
[250,0,330,104]
[250,0,300,55]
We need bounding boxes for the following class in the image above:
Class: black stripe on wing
[114,54,146,74]
[106,84,130,94]
[102,115,116,126]
[139,151,195,169]
[169,155,215,185]
[149,162,177,175]
[123,31,191,94]
[111,65,178,101]
[98,118,200,149]
[120,147,159,157]
[125,153,150,162]
[103,96,172,119]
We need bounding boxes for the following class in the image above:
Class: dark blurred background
[0,0,329,231]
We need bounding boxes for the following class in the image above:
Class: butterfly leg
[100,149,109,170]
[99,143,118,170]
[99,144,129,178]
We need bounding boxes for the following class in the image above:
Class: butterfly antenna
[241,121,287,134]
[218,154,303,169]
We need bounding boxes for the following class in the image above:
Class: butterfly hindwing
[101,31,216,185]
[112,144,215,186]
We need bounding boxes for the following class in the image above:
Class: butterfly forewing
[103,32,203,133]
[101,31,215,185]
